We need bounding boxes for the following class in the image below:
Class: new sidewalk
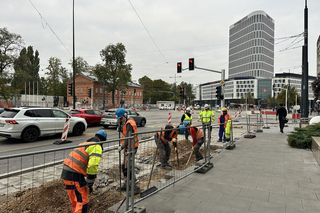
[138,127,320,213]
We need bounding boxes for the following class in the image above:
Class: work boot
[217,139,222,142]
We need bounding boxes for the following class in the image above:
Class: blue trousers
[219,125,225,141]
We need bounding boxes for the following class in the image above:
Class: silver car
[0,107,87,142]
[101,108,146,128]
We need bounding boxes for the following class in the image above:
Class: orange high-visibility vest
[63,142,96,176]
[196,128,204,140]
[121,119,139,149]
[218,114,231,128]
[156,130,177,144]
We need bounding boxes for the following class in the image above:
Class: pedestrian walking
[218,107,231,142]
[154,124,178,170]
[188,126,204,161]
[276,104,288,133]
[181,107,192,140]
[116,108,140,193]
[61,130,106,213]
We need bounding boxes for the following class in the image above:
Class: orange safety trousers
[63,180,89,213]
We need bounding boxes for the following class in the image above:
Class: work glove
[86,174,96,193]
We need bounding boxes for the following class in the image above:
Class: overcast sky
[1,0,319,85]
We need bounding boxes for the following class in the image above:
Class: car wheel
[140,119,146,127]
[103,125,109,129]
[21,126,40,142]
[72,123,85,136]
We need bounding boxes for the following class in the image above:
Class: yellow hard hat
[221,107,227,112]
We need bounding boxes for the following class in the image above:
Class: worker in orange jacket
[218,107,231,142]
[116,108,140,193]
[61,130,106,213]
[188,126,204,161]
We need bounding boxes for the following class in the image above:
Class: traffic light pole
[194,66,225,107]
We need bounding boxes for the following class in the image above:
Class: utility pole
[169,74,181,110]
[301,0,309,118]
[72,0,76,109]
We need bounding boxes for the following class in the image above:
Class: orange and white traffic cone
[54,117,72,145]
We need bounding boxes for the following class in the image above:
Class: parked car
[0,107,87,142]
[101,108,146,128]
[69,109,102,125]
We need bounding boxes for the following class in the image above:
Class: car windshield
[0,109,19,118]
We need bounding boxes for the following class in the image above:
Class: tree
[94,43,132,107]
[276,85,300,107]
[312,77,320,101]
[69,56,89,75]
[0,27,23,74]
[138,76,153,103]
[12,46,40,94]
[179,82,195,105]
[45,57,68,96]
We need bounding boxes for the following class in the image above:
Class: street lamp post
[72,0,76,109]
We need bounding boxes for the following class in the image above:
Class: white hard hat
[204,104,209,109]
[186,107,191,111]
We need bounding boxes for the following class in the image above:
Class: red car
[69,109,102,125]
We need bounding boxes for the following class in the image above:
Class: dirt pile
[0,180,123,213]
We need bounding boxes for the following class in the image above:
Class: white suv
[0,107,87,142]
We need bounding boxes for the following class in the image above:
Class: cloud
[1,0,319,85]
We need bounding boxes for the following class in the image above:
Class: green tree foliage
[312,77,320,101]
[94,43,132,106]
[179,82,195,105]
[0,28,23,100]
[12,46,40,94]
[0,27,23,74]
[276,85,299,107]
[69,56,89,75]
[45,57,68,96]
[138,76,153,103]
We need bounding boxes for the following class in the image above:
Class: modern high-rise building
[229,11,274,79]
[317,35,320,77]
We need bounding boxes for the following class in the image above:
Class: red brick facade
[67,74,143,109]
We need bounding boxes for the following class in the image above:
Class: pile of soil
[0,180,124,213]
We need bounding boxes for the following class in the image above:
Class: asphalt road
[0,109,189,174]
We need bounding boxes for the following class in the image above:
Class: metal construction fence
[0,113,302,212]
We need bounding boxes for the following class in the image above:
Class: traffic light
[88,88,92,98]
[68,83,73,96]
[179,86,184,98]
[177,62,182,73]
[188,58,194,70]
[216,86,223,100]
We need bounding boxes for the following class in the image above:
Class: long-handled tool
[185,149,194,166]
[175,147,180,167]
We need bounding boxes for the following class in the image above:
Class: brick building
[67,73,143,109]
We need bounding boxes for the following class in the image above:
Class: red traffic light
[188,58,194,70]
[177,62,182,73]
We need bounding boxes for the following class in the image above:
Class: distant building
[317,35,320,77]
[229,11,274,79]
[272,73,316,100]
[67,73,143,109]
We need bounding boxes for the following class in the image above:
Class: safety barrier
[0,113,301,212]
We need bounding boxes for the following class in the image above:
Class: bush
[287,123,320,149]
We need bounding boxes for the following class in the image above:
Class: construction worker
[116,108,140,193]
[218,107,231,142]
[181,107,192,140]
[199,104,215,133]
[154,124,178,170]
[188,126,204,161]
[61,129,107,213]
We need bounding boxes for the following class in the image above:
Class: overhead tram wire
[127,0,167,62]
[27,0,71,56]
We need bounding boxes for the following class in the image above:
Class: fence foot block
[244,133,256,139]
[256,129,263,133]
[263,126,270,129]
[226,143,236,150]
[134,206,147,213]
[140,186,158,198]
[53,139,72,145]
[195,162,214,174]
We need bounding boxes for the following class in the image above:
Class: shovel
[140,147,158,198]
[185,149,194,166]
